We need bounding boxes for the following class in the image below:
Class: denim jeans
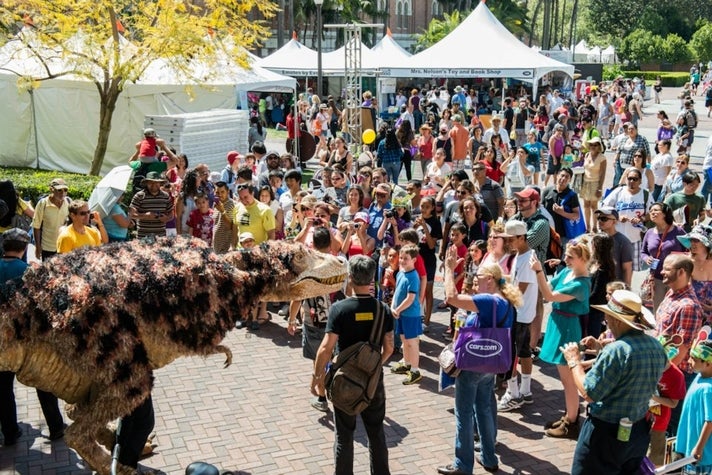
[383,161,400,184]
[702,169,712,207]
[612,159,624,188]
[334,375,390,475]
[454,371,498,472]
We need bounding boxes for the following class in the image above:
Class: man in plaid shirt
[655,254,704,436]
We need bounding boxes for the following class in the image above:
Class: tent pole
[29,88,40,170]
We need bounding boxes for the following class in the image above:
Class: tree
[0,0,277,175]
[660,33,692,63]
[690,23,712,62]
[618,29,663,65]
[414,11,462,52]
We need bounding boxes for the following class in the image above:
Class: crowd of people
[2,75,712,475]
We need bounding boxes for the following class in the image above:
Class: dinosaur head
[226,240,347,302]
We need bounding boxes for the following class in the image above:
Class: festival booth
[0,34,295,175]
[378,1,574,98]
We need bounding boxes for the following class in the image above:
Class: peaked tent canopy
[379,1,573,81]
[322,37,377,73]
[371,28,412,64]
[257,32,322,76]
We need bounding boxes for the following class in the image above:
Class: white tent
[371,28,412,64]
[0,35,295,175]
[257,33,322,76]
[379,2,573,83]
[321,38,378,74]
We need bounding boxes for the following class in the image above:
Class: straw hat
[590,290,655,332]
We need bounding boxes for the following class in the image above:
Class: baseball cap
[353,212,370,224]
[375,183,391,195]
[49,178,69,190]
[503,220,527,237]
[595,206,619,220]
[143,128,156,137]
[239,232,255,243]
[2,228,31,244]
[514,188,540,202]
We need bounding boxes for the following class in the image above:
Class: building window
[431,0,440,17]
[396,1,403,29]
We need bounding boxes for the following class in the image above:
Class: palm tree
[414,10,462,52]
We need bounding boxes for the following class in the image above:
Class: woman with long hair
[467,126,486,163]
[324,136,352,175]
[619,148,654,193]
[175,169,200,236]
[258,185,284,240]
[413,196,442,330]
[587,233,616,338]
[530,241,591,439]
[662,153,690,200]
[416,124,435,176]
[440,252,522,475]
[337,185,365,227]
[477,146,505,186]
[423,148,451,194]
[433,125,453,164]
[641,202,686,312]
[248,116,267,150]
[396,119,416,181]
[376,128,403,183]
[678,224,712,315]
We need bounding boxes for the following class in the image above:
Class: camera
[354,223,361,229]
[384,210,394,219]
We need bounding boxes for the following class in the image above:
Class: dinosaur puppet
[0,236,347,475]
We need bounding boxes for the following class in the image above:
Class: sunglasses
[77,211,90,216]
[627,176,641,181]
[596,216,613,222]
[236,184,251,191]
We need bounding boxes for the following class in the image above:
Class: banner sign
[379,68,535,78]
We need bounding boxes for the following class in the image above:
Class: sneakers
[521,393,534,404]
[310,398,329,412]
[497,392,524,412]
[531,346,541,360]
[402,370,422,385]
[390,362,411,374]
[545,417,580,439]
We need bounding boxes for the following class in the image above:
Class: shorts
[526,157,541,172]
[547,157,561,175]
[513,322,532,358]
[580,180,600,201]
[396,315,423,339]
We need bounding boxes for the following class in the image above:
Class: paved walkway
[2,86,710,474]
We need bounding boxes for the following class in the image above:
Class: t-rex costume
[0,236,346,475]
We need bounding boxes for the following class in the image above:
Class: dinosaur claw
[216,345,232,368]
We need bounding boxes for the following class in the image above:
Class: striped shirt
[130,190,174,238]
[584,331,667,423]
[212,199,235,254]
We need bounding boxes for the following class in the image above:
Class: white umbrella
[88,165,134,217]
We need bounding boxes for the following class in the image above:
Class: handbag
[562,189,587,239]
[453,300,512,374]
[438,343,461,377]
[10,213,32,232]
[640,225,670,306]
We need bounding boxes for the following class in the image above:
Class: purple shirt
[641,225,686,280]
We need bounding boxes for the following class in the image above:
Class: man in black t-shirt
[312,255,395,475]
[541,168,582,246]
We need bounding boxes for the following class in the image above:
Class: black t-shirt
[541,186,580,237]
[504,106,515,132]
[515,109,527,129]
[419,214,443,263]
[326,296,394,353]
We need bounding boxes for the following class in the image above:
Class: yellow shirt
[0,199,30,233]
[32,197,69,253]
[56,226,101,254]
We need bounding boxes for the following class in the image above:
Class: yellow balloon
[362,129,376,144]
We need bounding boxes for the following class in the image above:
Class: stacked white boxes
[144,109,249,172]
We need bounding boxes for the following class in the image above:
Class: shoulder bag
[325,301,386,416]
[453,299,513,374]
[640,225,669,306]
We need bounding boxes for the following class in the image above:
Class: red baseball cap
[514,188,540,202]
[226,151,241,165]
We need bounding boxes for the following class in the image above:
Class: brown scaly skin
[0,236,346,475]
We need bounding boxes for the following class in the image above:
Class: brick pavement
[4,85,711,474]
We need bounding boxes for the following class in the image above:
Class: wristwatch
[568,360,580,369]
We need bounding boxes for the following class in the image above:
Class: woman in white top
[423,148,451,193]
[499,147,531,196]
[619,148,654,194]
[649,139,674,201]
[479,222,515,274]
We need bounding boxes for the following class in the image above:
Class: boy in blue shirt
[675,339,712,474]
[390,244,423,385]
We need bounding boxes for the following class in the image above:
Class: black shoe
[3,428,22,446]
[49,424,67,441]
[476,457,499,473]
[437,464,472,475]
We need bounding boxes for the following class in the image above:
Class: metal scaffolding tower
[325,22,381,148]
